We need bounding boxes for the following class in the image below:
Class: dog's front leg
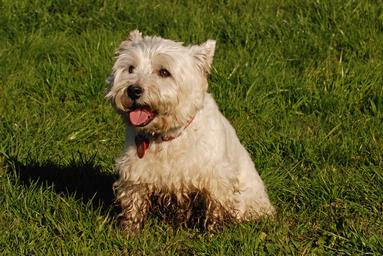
[115,183,150,234]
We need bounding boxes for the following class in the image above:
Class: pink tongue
[129,108,153,126]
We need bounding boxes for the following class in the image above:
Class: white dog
[106,30,275,232]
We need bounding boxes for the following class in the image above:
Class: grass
[1,0,382,254]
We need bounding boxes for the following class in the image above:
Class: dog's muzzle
[127,85,144,100]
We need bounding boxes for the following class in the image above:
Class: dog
[106,30,275,233]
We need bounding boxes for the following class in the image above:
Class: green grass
[1,0,383,254]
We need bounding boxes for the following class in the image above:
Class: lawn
[1,0,382,254]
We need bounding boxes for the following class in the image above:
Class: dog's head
[106,30,215,134]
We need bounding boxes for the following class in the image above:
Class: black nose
[127,85,144,100]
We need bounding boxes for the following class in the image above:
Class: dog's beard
[113,97,187,136]
[111,82,202,135]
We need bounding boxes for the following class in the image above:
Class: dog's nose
[127,85,144,100]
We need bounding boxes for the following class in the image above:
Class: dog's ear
[190,40,216,74]
[117,29,143,54]
[106,74,114,85]
[127,29,143,43]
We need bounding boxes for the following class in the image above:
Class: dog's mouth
[128,105,157,127]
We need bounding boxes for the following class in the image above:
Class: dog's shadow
[7,157,118,214]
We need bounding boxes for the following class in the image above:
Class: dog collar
[135,134,150,159]
[134,117,194,158]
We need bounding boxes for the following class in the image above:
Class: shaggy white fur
[106,30,275,232]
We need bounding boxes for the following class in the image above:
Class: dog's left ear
[190,40,216,74]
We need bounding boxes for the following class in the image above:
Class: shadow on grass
[6,156,118,214]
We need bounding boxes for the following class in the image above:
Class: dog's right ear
[117,29,143,54]
[127,29,143,43]
[106,74,114,85]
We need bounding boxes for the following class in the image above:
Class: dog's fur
[106,30,275,232]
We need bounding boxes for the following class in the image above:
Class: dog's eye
[128,65,135,74]
[158,68,171,78]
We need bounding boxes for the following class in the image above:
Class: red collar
[135,117,194,158]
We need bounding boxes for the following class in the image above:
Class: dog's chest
[126,137,213,186]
